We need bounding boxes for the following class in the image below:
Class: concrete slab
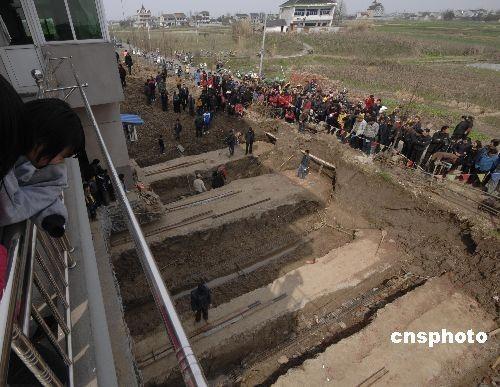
[111,172,324,252]
[135,229,395,384]
[274,276,497,387]
[142,142,273,184]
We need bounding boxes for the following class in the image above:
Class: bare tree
[334,0,347,26]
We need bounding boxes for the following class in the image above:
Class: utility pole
[259,13,268,79]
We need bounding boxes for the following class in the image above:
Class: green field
[113,20,500,138]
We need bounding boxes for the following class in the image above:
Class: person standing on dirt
[297,150,310,179]
[158,136,165,154]
[188,95,195,116]
[194,114,204,138]
[173,92,181,113]
[421,126,450,167]
[226,129,237,156]
[245,127,255,155]
[191,282,211,323]
[158,77,168,112]
[118,63,126,88]
[143,81,151,105]
[174,119,183,140]
[148,78,156,103]
[124,52,133,75]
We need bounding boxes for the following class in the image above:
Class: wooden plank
[301,149,336,170]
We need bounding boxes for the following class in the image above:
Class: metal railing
[0,222,75,386]
[42,55,207,386]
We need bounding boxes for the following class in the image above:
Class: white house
[265,19,288,33]
[279,0,337,30]
[160,13,176,27]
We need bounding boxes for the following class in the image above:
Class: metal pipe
[44,83,88,94]
[0,234,22,385]
[64,251,75,387]
[35,252,69,309]
[11,324,63,387]
[33,272,70,335]
[20,224,38,335]
[67,58,207,387]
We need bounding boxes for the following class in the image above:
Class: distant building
[250,12,266,24]
[357,0,384,19]
[192,11,211,25]
[279,0,337,30]
[173,13,188,26]
[235,13,250,20]
[265,18,288,33]
[134,4,152,28]
[159,13,176,27]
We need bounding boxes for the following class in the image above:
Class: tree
[442,10,455,20]
[334,0,347,26]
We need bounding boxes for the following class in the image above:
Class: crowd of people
[131,47,498,194]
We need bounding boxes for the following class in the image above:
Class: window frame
[24,0,108,45]
[306,9,318,16]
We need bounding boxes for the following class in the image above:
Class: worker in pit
[193,173,207,194]
[191,282,212,323]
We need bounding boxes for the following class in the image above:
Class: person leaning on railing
[0,75,85,238]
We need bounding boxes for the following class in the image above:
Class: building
[357,0,385,19]
[279,0,337,30]
[134,4,152,28]
[235,13,250,20]
[265,18,288,33]
[367,0,384,17]
[250,12,266,24]
[160,13,177,27]
[173,12,188,26]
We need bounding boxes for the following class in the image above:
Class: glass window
[0,0,33,45]
[67,0,102,39]
[320,9,331,15]
[306,9,318,16]
[34,0,73,41]
[294,9,305,16]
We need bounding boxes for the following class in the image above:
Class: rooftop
[280,0,337,7]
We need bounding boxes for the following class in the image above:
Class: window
[320,9,331,15]
[67,0,102,39]
[294,9,305,16]
[306,9,318,16]
[34,0,102,42]
[0,0,33,45]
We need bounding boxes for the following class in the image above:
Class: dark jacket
[428,131,450,152]
[245,129,255,144]
[124,54,133,67]
[412,133,431,151]
[191,285,211,311]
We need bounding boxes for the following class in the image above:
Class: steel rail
[66,57,207,387]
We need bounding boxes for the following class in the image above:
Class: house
[173,13,188,26]
[356,0,384,19]
[134,4,152,28]
[192,11,211,25]
[367,0,384,17]
[235,13,250,20]
[279,0,337,30]
[160,13,177,27]
[250,13,266,24]
[265,19,288,33]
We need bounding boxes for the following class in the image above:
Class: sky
[103,0,500,20]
